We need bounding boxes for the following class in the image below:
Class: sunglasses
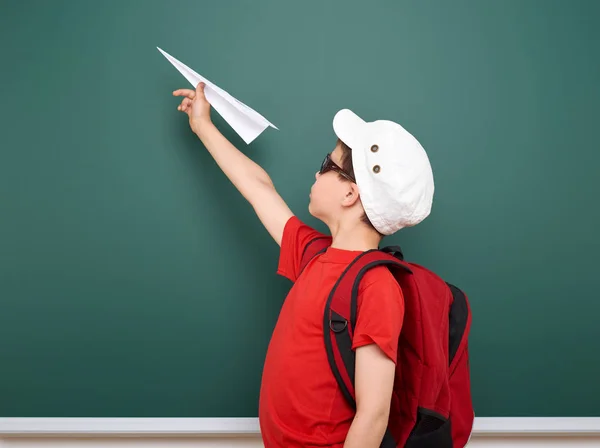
[319,153,356,183]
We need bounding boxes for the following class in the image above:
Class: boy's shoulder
[353,261,405,326]
[357,263,404,299]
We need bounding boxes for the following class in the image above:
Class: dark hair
[337,139,383,236]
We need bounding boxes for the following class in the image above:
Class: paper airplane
[157,47,278,144]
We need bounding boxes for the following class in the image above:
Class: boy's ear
[342,183,361,207]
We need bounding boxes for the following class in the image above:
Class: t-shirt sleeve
[276,215,328,282]
[352,267,405,363]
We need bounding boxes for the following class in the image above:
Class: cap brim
[333,109,366,150]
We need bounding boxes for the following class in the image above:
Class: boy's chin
[308,202,319,219]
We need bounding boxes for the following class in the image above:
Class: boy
[173,82,434,447]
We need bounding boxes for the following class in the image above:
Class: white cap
[333,109,434,235]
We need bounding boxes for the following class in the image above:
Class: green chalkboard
[1,0,599,418]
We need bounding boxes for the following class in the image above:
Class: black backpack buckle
[330,317,348,333]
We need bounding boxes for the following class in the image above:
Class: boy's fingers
[177,98,191,112]
[195,82,206,96]
[173,89,196,99]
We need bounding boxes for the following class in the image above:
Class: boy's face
[309,142,358,224]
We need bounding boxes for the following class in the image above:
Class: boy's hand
[173,82,212,134]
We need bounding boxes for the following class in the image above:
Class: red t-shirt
[259,216,405,447]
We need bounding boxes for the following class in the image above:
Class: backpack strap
[324,249,412,448]
[298,236,332,277]
[380,245,405,260]
[447,282,472,371]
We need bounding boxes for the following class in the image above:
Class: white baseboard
[0,418,600,448]
[0,417,599,436]
[0,418,258,436]
[474,417,600,436]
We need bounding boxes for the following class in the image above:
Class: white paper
[157,47,277,144]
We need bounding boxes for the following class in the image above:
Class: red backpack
[299,237,474,448]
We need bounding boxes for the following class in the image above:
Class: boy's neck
[328,222,382,252]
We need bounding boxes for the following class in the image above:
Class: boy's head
[309,109,434,237]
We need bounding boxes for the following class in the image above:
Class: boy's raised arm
[173,82,293,246]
